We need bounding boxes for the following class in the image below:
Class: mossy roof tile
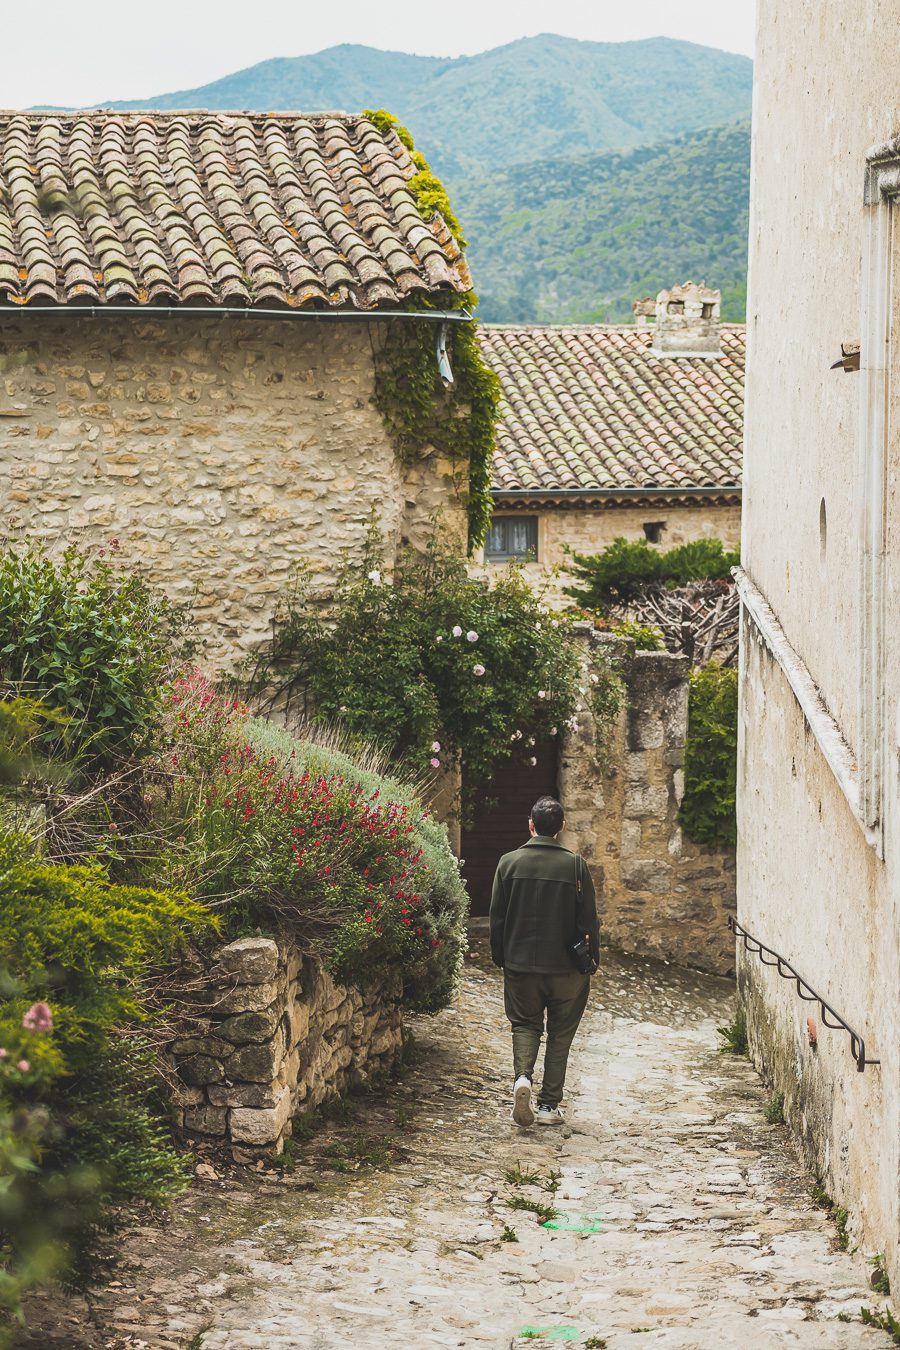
[0,111,469,309]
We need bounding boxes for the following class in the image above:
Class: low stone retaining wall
[169,936,403,1156]
[561,632,736,976]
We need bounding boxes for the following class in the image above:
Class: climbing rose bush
[248,530,583,794]
[149,674,468,1012]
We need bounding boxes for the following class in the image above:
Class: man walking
[489,795,600,1127]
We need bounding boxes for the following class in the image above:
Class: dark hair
[531,796,564,837]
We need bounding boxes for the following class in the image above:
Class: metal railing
[729,917,880,1073]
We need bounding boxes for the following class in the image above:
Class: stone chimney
[651,281,722,357]
[632,296,656,326]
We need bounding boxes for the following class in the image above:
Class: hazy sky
[4,0,755,110]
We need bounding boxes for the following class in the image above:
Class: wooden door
[460,735,560,917]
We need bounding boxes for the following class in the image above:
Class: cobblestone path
[20,946,895,1349]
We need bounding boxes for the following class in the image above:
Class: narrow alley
[22,946,894,1350]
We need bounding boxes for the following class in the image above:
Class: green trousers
[503,969,591,1108]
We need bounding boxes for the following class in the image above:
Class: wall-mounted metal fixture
[435,321,454,386]
[729,916,879,1072]
[830,340,860,372]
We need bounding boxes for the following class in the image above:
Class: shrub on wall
[680,663,738,847]
[250,530,588,796]
[144,673,468,1013]
[565,536,740,612]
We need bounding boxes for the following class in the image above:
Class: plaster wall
[740,0,900,1286]
[0,316,466,664]
[472,503,741,603]
[737,624,898,1284]
[744,0,900,748]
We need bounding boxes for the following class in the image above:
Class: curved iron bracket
[729,916,880,1073]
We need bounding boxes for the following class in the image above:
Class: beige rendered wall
[740,0,900,1284]
[472,502,741,602]
[0,316,466,665]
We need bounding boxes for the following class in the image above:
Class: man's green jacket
[489,836,600,973]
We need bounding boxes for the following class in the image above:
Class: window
[643,521,666,543]
[485,516,538,562]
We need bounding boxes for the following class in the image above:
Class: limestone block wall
[0,315,467,664]
[560,632,735,974]
[169,936,402,1156]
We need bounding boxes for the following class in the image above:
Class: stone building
[737,0,899,1285]
[0,110,474,659]
[473,284,744,598]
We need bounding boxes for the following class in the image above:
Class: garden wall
[168,936,402,1157]
[560,632,736,975]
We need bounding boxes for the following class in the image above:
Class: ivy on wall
[363,109,500,550]
[680,663,738,848]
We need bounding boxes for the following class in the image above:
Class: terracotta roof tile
[480,324,744,496]
[0,111,470,309]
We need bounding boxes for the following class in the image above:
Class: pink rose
[473,664,485,677]
[452,625,463,637]
[466,631,478,643]
[16,1060,30,1073]
[430,757,440,768]
[22,1002,53,1033]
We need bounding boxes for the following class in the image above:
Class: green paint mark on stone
[518,1327,580,1342]
[542,1212,603,1232]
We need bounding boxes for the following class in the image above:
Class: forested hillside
[455,122,750,323]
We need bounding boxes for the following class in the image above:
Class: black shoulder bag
[566,853,594,975]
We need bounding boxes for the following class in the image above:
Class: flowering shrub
[0,814,212,1319]
[249,531,584,795]
[149,674,468,1012]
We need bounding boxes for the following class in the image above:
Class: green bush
[0,542,194,767]
[565,536,740,613]
[680,664,738,847]
[0,819,212,1321]
[250,530,584,794]
[146,674,469,1012]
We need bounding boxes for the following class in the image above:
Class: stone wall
[560,631,735,974]
[0,315,466,664]
[168,936,402,1157]
[471,502,741,604]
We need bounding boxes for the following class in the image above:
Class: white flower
[590,673,599,684]
[538,604,549,615]
[513,730,523,740]
[550,726,558,736]
[367,568,382,584]
[535,622,542,631]
[527,737,535,747]
[473,664,485,677]
[529,756,537,766]
[452,625,463,637]
[466,630,478,643]
[435,635,443,643]
[537,690,546,699]
[431,740,441,753]
[551,619,560,629]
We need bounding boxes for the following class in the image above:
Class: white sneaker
[511,1075,535,1126]
[535,1103,565,1126]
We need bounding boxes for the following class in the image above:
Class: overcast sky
[5,0,756,109]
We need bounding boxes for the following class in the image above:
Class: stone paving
[17,944,896,1349]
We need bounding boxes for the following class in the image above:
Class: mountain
[106,35,752,183]
[455,120,751,323]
